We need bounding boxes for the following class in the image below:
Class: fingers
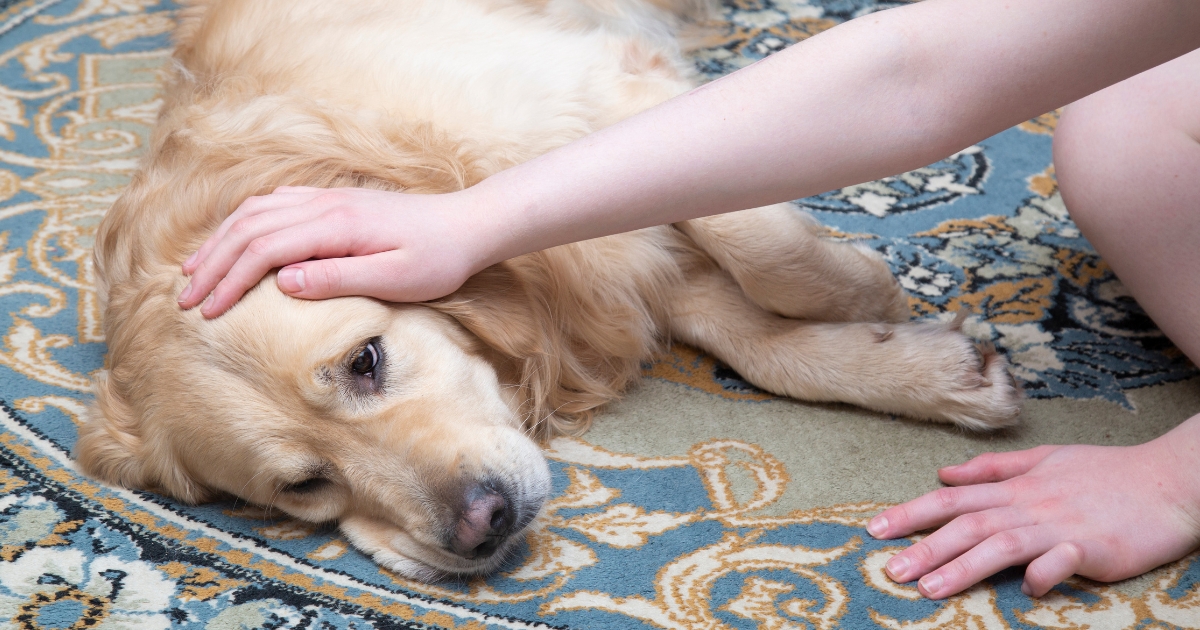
[179,202,333,310]
[868,482,1012,540]
[278,249,468,303]
[1022,541,1086,597]
[182,189,327,275]
[938,445,1060,486]
[883,507,1034,583]
[869,449,1061,540]
[197,219,369,317]
[912,525,1055,599]
[902,534,1094,600]
[879,506,1095,600]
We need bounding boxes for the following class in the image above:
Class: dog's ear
[75,370,148,490]
[430,259,623,440]
[429,262,544,359]
[76,371,211,503]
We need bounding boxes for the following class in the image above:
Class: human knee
[1054,97,1120,166]
[1056,54,1200,219]
[1054,75,1175,225]
[1052,99,1123,232]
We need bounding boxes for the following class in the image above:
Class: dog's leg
[676,205,909,323]
[667,260,1021,430]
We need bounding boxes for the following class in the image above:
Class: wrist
[457,172,540,271]
[1149,413,1200,535]
[450,180,518,275]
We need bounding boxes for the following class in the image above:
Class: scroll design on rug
[1,1,1198,629]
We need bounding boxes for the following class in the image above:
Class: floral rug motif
[0,1,1198,629]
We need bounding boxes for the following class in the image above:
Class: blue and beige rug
[1,1,1198,628]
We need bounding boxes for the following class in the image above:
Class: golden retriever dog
[75,0,1021,580]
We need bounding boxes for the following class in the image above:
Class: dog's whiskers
[232,468,272,512]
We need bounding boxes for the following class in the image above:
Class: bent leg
[676,205,909,323]
[667,259,1020,429]
[1055,48,1200,362]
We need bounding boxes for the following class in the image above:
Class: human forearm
[179,0,1200,315]
[471,0,1200,266]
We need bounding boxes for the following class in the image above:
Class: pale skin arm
[177,0,1200,316]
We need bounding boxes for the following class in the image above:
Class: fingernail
[178,283,193,304]
[1021,582,1032,597]
[867,516,888,538]
[919,573,943,598]
[183,252,198,269]
[278,267,305,293]
[885,555,910,581]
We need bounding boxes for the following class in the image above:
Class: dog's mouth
[338,461,553,581]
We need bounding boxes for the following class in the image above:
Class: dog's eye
[350,340,379,376]
[283,477,329,494]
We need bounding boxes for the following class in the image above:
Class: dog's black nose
[451,485,513,559]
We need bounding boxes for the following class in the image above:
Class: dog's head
[74,91,662,579]
[80,261,578,578]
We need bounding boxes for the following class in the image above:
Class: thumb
[938,445,1060,485]
[276,252,456,302]
[277,256,369,300]
[274,260,338,300]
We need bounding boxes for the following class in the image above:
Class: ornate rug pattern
[0,1,1198,628]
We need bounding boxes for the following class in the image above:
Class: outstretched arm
[178,0,1200,316]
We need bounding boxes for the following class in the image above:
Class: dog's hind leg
[666,259,1021,430]
[675,205,909,323]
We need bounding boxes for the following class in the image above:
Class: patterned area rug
[1,1,1199,628]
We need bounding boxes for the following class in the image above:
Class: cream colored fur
[76,0,1021,580]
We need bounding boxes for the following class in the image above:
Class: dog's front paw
[897,323,1023,430]
[939,341,1023,430]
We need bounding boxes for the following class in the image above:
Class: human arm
[178,0,1200,316]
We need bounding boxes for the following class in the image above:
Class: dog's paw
[902,325,1023,430]
[941,341,1023,430]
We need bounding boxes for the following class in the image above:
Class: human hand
[178,186,497,318]
[866,427,1200,599]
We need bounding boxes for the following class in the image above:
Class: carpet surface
[1,1,1199,628]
